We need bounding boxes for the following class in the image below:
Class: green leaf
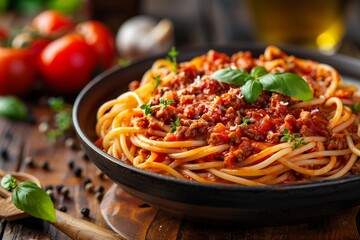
[12,181,56,222]
[239,117,249,127]
[140,101,152,115]
[211,68,251,86]
[0,96,27,121]
[293,138,306,149]
[48,97,64,112]
[152,75,162,93]
[167,46,178,73]
[351,102,360,113]
[258,73,313,101]
[160,98,175,110]
[170,118,180,133]
[250,66,267,78]
[241,80,263,103]
[1,174,17,190]
[280,128,307,148]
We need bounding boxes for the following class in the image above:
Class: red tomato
[0,47,36,95]
[31,10,75,35]
[39,33,97,94]
[0,25,8,43]
[11,32,52,62]
[76,21,116,70]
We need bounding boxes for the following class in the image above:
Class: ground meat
[133,117,149,128]
[175,119,209,140]
[327,133,346,150]
[155,106,178,124]
[224,139,253,167]
[297,110,330,137]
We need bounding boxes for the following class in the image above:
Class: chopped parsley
[140,101,152,115]
[167,46,178,73]
[239,117,249,127]
[152,75,162,93]
[170,118,180,133]
[160,98,175,110]
[280,128,306,149]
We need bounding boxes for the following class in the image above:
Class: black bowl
[73,44,360,226]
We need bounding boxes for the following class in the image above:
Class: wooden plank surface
[0,99,113,239]
[0,98,360,240]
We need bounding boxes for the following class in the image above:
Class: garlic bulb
[116,15,174,60]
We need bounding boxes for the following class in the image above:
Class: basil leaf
[0,96,27,121]
[241,80,263,103]
[250,66,267,78]
[1,174,17,190]
[259,73,313,101]
[12,181,56,222]
[211,68,251,86]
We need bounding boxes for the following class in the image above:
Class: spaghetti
[96,46,360,186]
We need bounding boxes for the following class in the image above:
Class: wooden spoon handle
[52,210,126,240]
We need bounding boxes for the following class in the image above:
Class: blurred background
[1,0,360,97]
[1,0,360,57]
[0,0,360,54]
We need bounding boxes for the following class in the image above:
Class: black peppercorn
[85,182,94,192]
[95,192,103,202]
[56,184,64,193]
[81,207,90,217]
[67,159,75,169]
[83,177,92,186]
[24,156,36,168]
[74,167,82,177]
[1,148,9,160]
[97,172,105,179]
[40,160,50,171]
[58,205,67,212]
[96,185,105,194]
[61,187,70,197]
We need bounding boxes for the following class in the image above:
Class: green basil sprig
[211,66,313,103]
[0,96,28,121]
[1,174,56,222]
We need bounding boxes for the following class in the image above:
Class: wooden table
[1,96,360,240]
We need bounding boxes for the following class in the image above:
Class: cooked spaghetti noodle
[96,46,360,186]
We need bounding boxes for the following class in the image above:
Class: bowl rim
[73,43,360,192]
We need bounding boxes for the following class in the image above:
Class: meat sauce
[132,50,353,168]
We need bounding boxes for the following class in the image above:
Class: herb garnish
[152,75,162,93]
[0,174,56,222]
[46,97,72,140]
[351,102,360,113]
[140,101,152,115]
[211,66,313,103]
[160,98,175,110]
[167,46,178,73]
[170,118,180,133]
[280,128,306,149]
[239,117,249,127]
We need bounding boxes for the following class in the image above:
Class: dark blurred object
[88,0,140,34]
